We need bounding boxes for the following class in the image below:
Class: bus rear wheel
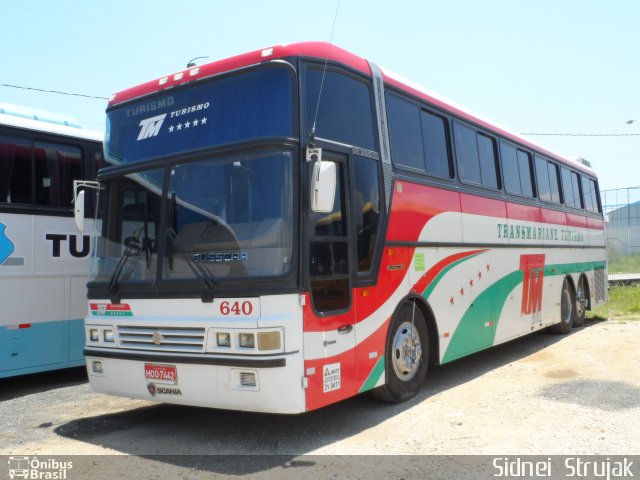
[549,277,574,335]
[573,276,588,327]
[372,301,429,403]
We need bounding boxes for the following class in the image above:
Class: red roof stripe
[108,41,595,176]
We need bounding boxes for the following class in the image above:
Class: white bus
[81,43,607,413]
[0,102,103,378]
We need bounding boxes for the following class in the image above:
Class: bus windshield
[90,150,294,290]
[105,65,294,166]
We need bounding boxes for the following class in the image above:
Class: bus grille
[117,325,206,353]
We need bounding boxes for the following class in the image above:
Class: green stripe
[442,270,523,363]
[358,355,385,393]
[441,260,605,364]
[544,260,606,277]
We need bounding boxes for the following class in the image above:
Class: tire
[549,277,574,335]
[573,276,588,327]
[372,301,429,403]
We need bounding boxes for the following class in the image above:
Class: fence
[602,186,640,281]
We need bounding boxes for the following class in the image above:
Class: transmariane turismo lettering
[496,223,585,243]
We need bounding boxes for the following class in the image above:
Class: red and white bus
[80,43,607,413]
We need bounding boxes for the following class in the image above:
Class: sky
[1,0,639,196]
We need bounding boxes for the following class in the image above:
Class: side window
[454,123,499,189]
[561,168,575,207]
[591,179,602,213]
[0,134,32,204]
[535,155,551,202]
[581,177,601,213]
[562,168,583,209]
[571,172,583,209]
[386,93,424,171]
[454,123,481,184]
[517,150,534,197]
[421,110,451,178]
[581,176,594,212]
[547,162,561,203]
[352,155,381,273]
[34,141,82,207]
[501,142,521,195]
[305,68,375,150]
[477,133,499,189]
[535,155,561,204]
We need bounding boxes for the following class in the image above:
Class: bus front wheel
[372,301,429,403]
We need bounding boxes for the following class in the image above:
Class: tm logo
[0,223,15,265]
[137,113,166,140]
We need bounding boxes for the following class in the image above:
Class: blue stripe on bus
[0,319,85,379]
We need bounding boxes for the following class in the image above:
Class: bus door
[305,149,357,406]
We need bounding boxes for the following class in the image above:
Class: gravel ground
[1,318,639,476]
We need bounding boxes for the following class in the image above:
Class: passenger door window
[309,159,351,312]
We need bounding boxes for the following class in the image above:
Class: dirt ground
[1,318,639,462]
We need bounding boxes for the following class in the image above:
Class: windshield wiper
[107,227,144,298]
[166,228,217,302]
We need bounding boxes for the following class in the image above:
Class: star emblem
[449,296,455,306]
[168,125,175,133]
[192,118,199,126]
[201,116,207,125]
[185,120,191,128]
[459,287,465,296]
[176,123,182,130]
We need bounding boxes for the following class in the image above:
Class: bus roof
[108,42,595,177]
[0,103,103,143]
[0,102,82,128]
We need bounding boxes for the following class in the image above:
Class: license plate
[144,364,178,384]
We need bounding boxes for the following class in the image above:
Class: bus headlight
[239,333,255,348]
[104,329,115,342]
[258,332,281,351]
[89,329,99,342]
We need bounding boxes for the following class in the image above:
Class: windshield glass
[165,150,293,281]
[90,169,163,287]
[105,66,294,166]
[90,150,294,289]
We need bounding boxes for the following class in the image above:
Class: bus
[0,102,103,378]
[79,42,607,413]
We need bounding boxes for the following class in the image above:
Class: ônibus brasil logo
[137,114,167,140]
[8,456,73,479]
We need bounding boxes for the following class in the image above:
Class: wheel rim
[561,281,573,325]
[576,280,586,319]
[391,321,422,381]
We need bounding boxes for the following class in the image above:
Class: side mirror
[311,160,336,213]
[74,190,86,232]
[72,180,101,232]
